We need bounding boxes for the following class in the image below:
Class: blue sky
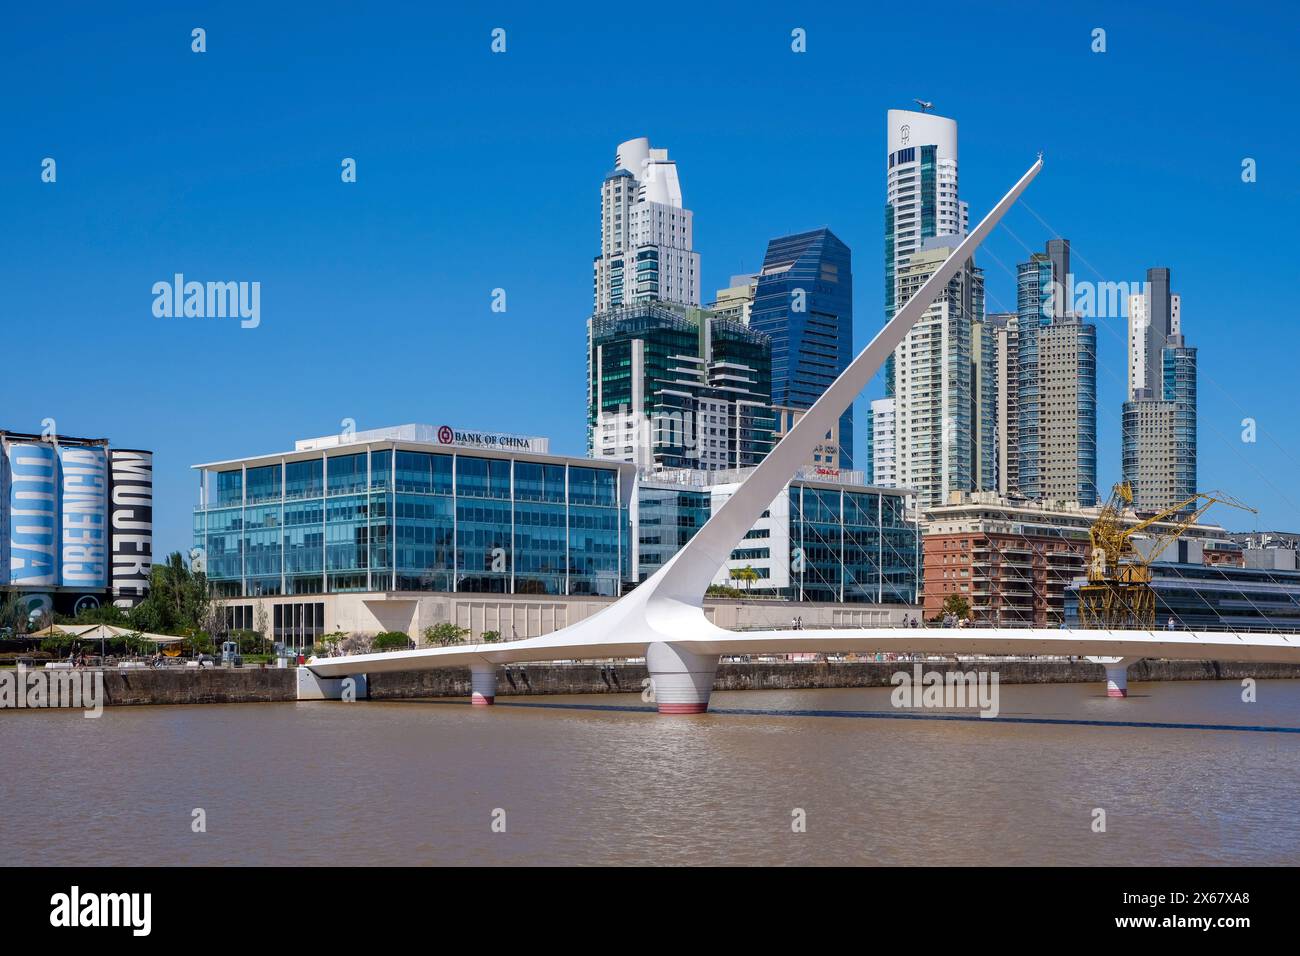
[4,1,1298,556]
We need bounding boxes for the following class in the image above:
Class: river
[4,680,1298,865]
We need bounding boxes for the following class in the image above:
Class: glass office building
[193,426,634,601]
[635,469,920,605]
[749,229,854,467]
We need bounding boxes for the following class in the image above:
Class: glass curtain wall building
[748,228,854,468]
[194,430,633,601]
[587,302,774,471]
[635,470,919,604]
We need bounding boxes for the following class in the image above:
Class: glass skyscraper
[748,228,854,468]
[587,302,774,471]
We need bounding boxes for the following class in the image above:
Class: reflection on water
[3,680,1298,865]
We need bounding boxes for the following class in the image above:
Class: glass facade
[789,485,919,604]
[588,301,773,470]
[749,229,854,467]
[195,447,630,599]
[635,478,920,604]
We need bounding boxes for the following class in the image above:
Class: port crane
[1079,481,1257,629]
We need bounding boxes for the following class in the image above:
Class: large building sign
[436,425,548,453]
[6,442,58,587]
[58,445,108,589]
[109,449,153,608]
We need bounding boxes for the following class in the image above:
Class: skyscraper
[884,109,969,397]
[988,312,1019,497]
[748,228,853,468]
[1015,239,1098,505]
[891,238,993,509]
[1123,269,1197,512]
[593,137,700,312]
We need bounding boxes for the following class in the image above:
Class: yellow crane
[1079,481,1257,629]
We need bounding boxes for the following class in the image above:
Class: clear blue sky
[4,1,1298,557]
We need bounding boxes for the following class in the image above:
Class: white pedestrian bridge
[305,157,1300,712]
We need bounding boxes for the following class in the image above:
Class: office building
[587,302,774,471]
[193,424,635,610]
[749,228,854,468]
[638,466,919,607]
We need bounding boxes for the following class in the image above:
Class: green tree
[127,552,212,636]
[942,594,972,621]
[480,630,501,643]
[730,565,760,593]
[423,622,469,647]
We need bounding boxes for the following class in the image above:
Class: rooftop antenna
[914,99,934,113]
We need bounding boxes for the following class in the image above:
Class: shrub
[372,631,413,651]
[481,630,501,643]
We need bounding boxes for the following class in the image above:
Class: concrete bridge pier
[646,642,720,715]
[470,664,497,706]
[1087,656,1141,698]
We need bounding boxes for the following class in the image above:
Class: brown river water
[3,680,1299,866]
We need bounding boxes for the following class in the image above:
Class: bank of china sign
[436,425,547,453]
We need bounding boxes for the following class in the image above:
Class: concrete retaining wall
[90,667,297,706]
[8,659,1298,708]
[367,659,1300,700]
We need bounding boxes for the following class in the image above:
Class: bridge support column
[470,664,497,706]
[1087,656,1140,698]
[646,642,719,715]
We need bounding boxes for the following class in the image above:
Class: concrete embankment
[7,660,1300,708]
[367,659,1300,701]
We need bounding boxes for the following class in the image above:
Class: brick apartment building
[922,493,1233,627]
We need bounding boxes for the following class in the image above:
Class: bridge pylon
[470,664,497,706]
[646,642,720,715]
[1087,656,1140,698]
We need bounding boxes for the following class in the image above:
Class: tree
[127,552,213,637]
[481,630,501,643]
[730,565,760,593]
[423,622,469,647]
[254,604,271,655]
[942,594,972,621]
